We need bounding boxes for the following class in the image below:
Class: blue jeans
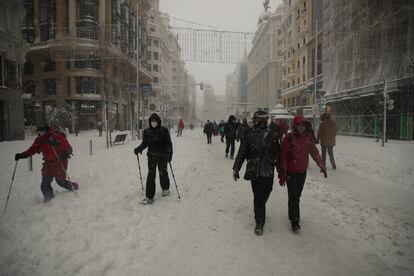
[41,175,73,199]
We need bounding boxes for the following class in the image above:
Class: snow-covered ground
[1,129,413,276]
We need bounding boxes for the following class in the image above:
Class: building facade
[22,0,152,131]
[247,4,283,115]
[0,0,27,141]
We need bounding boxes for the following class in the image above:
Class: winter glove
[233,170,240,181]
[14,152,26,161]
[59,151,72,160]
[320,167,327,178]
[279,174,286,186]
[134,147,142,155]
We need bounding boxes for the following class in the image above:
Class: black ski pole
[168,162,181,199]
[136,155,144,191]
[3,161,18,214]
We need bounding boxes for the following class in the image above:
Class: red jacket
[23,128,72,162]
[279,116,324,176]
[178,120,185,129]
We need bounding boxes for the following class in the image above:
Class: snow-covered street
[1,129,414,276]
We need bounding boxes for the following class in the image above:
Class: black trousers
[146,154,170,199]
[225,139,235,157]
[286,172,306,224]
[321,146,336,168]
[251,177,274,226]
[206,133,212,143]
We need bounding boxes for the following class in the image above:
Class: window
[297,78,300,84]
[303,74,306,82]
[298,43,300,49]
[66,61,71,69]
[153,64,158,72]
[43,59,55,72]
[22,0,35,43]
[298,61,300,68]
[288,67,290,73]
[23,80,36,96]
[146,51,151,60]
[67,77,71,95]
[4,60,17,89]
[153,77,158,83]
[147,38,151,46]
[24,61,33,74]
[112,82,117,98]
[146,64,151,71]
[39,0,56,41]
[153,39,159,47]
[153,52,159,61]
[75,77,101,95]
[303,38,306,45]
[44,79,56,95]
[0,56,3,86]
[293,80,295,86]
[303,56,306,65]
[74,58,100,69]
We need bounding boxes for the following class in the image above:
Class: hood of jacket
[320,113,331,122]
[149,113,162,127]
[227,115,236,124]
[292,115,305,128]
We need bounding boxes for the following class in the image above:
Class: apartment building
[0,0,27,140]
[22,0,152,131]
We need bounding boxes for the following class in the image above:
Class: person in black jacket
[224,115,238,159]
[237,118,250,144]
[232,111,280,236]
[134,113,173,204]
[203,120,214,144]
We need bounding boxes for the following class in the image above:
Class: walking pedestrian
[224,115,238,159]
[279,115,327,232]
[218,120,225,142]
[232,111,280,235]
[134,113,173,204]
[177,118,185,137]
[317,113,337,169]
[14,123,79,202]
[203,120,214,144]
[237,118,250,144]
[96,119,103,137]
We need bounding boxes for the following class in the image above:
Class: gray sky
[159,0,283,96]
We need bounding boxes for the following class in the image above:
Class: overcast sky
[159,0,283,96]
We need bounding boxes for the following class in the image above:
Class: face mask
[151,121,158,128]
[296,125,306,134]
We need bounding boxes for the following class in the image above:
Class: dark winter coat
[304,121,318,144]
[136,113,173,159]
[237,122,250,141]
[317,113,336,146]
[203,122,214,135]
[233,125,280,180]
[279,116,324,177]
[225,115,238,140]
[217,123,225,135]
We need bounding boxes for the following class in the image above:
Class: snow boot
[43,195,54,203]
[291,223,301,233]
[141,198,154,205]
[71,182,79,190]
[332,164,336,170]
[225,154,228,158]
[162,190,170,197]
[254,223,264,236]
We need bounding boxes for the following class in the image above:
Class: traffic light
[200,82,204,90]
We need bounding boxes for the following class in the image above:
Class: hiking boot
[225,154,228,158]
[141,198,154,205]
[71,182,79,190]
[254,223,264,236]
[291,223,301,233]
[162,190,170,197]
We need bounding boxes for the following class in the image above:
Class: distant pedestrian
[317,113,337,169]
[190,124,194,130]
[203,120,214,144]
[14,123,79,202]
[218,120,225,142]
[304,120,318,144]
[224,115,238,158]
[233,111,280,235]
[279,115,326,232]
[237,118,250,144]
[97,120,103,137]
[177,118,185,137]
[134,113,173,205]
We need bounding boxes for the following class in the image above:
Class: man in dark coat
[218,120,225,142]
[203,120,214,144]
[134,113,173,204]
[14,124,78,201]
[317,113,336,169]
[232,111,280,236]
[279,115,326,232]
[224,115,238,158]
[237,118,250,144]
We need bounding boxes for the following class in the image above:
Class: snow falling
[0,129,413,276]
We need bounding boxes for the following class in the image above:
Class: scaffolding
[323,0,414,140]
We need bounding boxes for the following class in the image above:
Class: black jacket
[233,125,280,180]
[203,122,214,135]
[225,115,238,140]
[237,122,250,141]
[136,113,173,158]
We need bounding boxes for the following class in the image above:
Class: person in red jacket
[14,124,78,201]
[279,115,327,232]
[177,118,185,137]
